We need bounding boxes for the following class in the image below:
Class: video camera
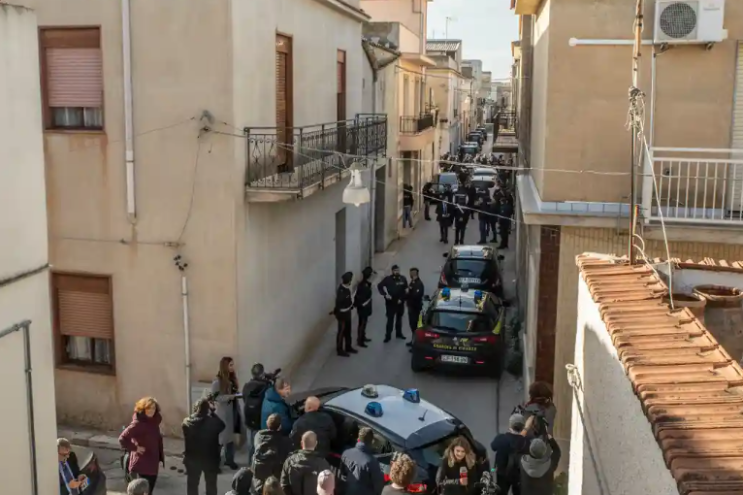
[251,363,282,384]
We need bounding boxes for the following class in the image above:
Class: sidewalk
[58,424,186,458]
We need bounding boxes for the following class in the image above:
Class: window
[40,28,103,130]
[427,310,493,333]
[337,50,346,122]
[276,34,293,168]
[52,273,115,373]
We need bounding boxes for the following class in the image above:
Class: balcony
[399,113,435,152]
[642,146,743,225]
[245,114,387,202]
[498,111,516,131]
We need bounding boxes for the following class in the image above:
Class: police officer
[498,196,513,250]
[354,267,374,347]
[377,265,408,343]
[477,193,493,245]
[334,272,356,357]
[488,193,501,243]
[435,193,454,243]
[422,182,433,221]
[453,188,469,245]
[405,268,425,349]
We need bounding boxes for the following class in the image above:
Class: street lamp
[343,168,370,207]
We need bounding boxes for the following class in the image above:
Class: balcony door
[276,34,293,171]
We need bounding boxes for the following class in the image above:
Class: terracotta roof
[576,254,743,495]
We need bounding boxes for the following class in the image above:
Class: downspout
[1,320,37,495]
[368,69,378,267]
[122,0,136,222]
[182,274,192,413]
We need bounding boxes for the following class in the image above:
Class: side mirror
[442,253,449,258]
[497,255,505,261]
[423,295,431,302]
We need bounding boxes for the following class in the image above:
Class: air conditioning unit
[654,0,726,44]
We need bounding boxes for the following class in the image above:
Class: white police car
[289,384,489,494]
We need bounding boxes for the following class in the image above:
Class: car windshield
[448,259,492,279]
[438,174,458,185]
[471,180,495,190]
[412,434,460,467]
[428,310,492,333]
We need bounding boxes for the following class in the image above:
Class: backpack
[243,379,270,430]
[503,450,521,481]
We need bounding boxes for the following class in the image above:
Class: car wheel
[410,353,426,372]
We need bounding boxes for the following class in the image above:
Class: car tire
[411,354,426,373]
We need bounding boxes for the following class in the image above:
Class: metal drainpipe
[182,274,192,413]
[122,0,137,222]
[1,320,38,495]
[368,70,378,267]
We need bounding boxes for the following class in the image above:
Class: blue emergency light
[474,290,483,302]
[441,288,451,299]
[403,389,421,404]
[365,402,384,417]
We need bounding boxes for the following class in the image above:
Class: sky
[427,0,519,81]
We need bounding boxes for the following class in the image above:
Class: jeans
[403,205,413,228]
[186,465,218,495]
[479,219,489,242]
[247,428,257,466]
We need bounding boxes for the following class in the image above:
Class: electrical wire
[176,134,205,244]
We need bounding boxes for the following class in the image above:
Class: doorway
[335,208,346,284]
[374,165,386,253]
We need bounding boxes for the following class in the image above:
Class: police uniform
[435,199,454,243]
[354,270,373,347]
[406,275,425,344]
[377,268,408,342]
[453,190,469,244]
[334,281,355,357]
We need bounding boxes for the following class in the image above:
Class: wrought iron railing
[245,114,387,191]
[400,113,434,134]
[642,144,743,224]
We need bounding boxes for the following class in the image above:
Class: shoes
[346,348,358,354]
[364,337,372,343]
[491,238,498,243]
[405,341,413,347]
[357,342,368,348]
[337,350,350,357]
[396,334,406,340]
[383,336,391,343]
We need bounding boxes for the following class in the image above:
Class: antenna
[445,17,457,39]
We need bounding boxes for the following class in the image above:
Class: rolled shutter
[729,42,743,210]
[276,36,290,162]
[46,47,103,108]
[54,274,113,340]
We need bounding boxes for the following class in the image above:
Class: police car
[410,287,506,377]
[289,385,489,494]
[439,245,505,298]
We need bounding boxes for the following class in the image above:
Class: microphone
[460,466,468,485]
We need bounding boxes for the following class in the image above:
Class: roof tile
[576,254,743,494]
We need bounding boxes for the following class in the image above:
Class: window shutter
[54,274,113,340]
[46,48,103,108]
[276,35,290,162]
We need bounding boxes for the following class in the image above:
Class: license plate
[441,355,470,364]
[459,278,481,284]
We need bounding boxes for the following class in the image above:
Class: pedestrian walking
[490,414,529,495]
[58,438,86,495]
[435,437,480,495]
[520,436,561,495]
[261,378,294,433]
[381,454,417,495]
[119,397,165,494]
[338,427,385,495]
[211,356,245,470]
[225,468,253,495]
[405,268,424,349]
[263,476,285,495]
[402,185,414,229]
[127,479,150,495]
[354,267,374,347]
[183,396,225,495]
[435,196,453,243]
[280,432,331,495]
[377,265,408,343]
[317,470,336,495]
[243,363,273,464]
[497,197,513,250]
[290,397,337,455]
[334,271,357,357]
[253,413,292,494]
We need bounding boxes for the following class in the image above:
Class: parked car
[434,172,459,194]
[410,287,507,377]
[288,385,490,494]
[439,245,505,297]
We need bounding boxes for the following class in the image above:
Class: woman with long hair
[435,437,478,495]
[118,397,164,493]
[210,356,245,470]
[522,381,557,437]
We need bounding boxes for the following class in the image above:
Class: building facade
[427,39,464,155]
[23,0,386,432]
[0,5,58,494]
[512,0,743,473]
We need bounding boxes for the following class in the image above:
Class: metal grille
[659,2,698,39]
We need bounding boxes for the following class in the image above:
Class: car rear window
[438,174,458,185]
[428,311,493,333]
[448,259,492,279]
[471,180,495,190]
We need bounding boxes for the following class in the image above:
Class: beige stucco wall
[0,5,58,495]
[569,278,678,495]
[532,0,743,203]
[552,226,743,472]
[361,0,427,45]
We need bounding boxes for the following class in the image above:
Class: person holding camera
[520,432,561,495]
[182,396,225,495]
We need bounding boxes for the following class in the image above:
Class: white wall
[0,5,58,495]
[569,278,678,495]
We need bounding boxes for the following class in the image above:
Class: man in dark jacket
[402,185,414,228]
[58,438,86,495]
[405,268,425,349]
[339,427,385,495]
[261,378,294,433]
[422,183,434,220]
[242,364,272,463]
[182,396,225,495]
[281,431,331,495]
[476,194,492,244]
[252,413,292,495]
[226,468,253,495]
[435,196,454,243]
[377,265,408,343]
[490,414,529,495]
[497,197,513,249]
[354,266,374,347]
[290,397,337,455]
[520,435,561,495]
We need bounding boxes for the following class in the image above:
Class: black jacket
[289,410,337,454]
[355,279,373,317]
[454,205,469,226]
[476,197,492,221]
[182,412,225,471]
[339,442,385,495]
[335,284,354,317]
[252,429,292,494]
[59,451,81,495]
[499,201,513,220]
[242,377,271,431]
[403,189,414,207]
[436,202,454,226]
[228,467,254,495]
[435,459,480,495]
[406,278,425,309]
[520,438,561,495]
[377,275,408,305]
[280,449,331,495]
[490,432,528,481]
